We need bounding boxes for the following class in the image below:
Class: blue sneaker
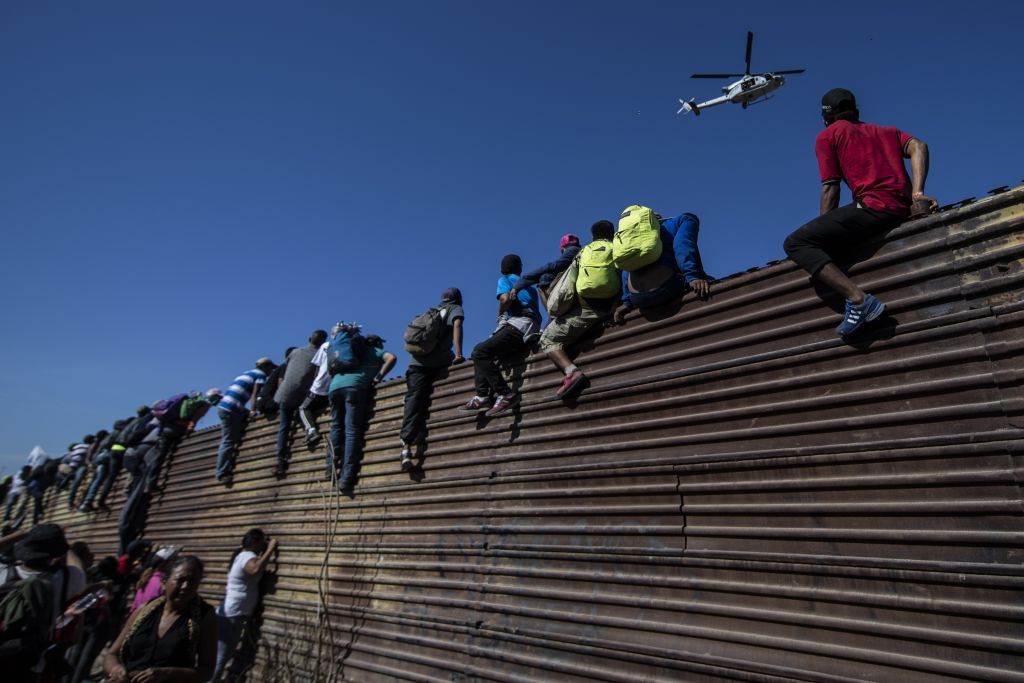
[836,294,886,336]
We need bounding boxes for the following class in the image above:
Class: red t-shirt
[815,120,914,216]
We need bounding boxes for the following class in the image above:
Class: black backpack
[119,412,155,448]
[255,363,286,415]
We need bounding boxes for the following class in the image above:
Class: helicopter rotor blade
[690,73,745,79]
[771,69,806,75]
[745,31,753,74]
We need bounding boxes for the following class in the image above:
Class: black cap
[14,524,69,564]
[822,88,856,116]
[365,334,386,348]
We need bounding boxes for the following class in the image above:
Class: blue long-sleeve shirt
[512,245,582,291]
[621,213,706,305]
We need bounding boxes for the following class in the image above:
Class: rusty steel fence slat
[42,186,1024,682]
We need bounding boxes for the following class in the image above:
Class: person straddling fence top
[272,330,328,478]
[612,208,710,324]
[210,529,278,683]
[215,359,275,486]
[783,88,938,337]
[103,554,216,683]
[327,331,397,494]
[512,234,582,309]
[460,254,541,418]
[400,288,465,470]
[541,220,623,398]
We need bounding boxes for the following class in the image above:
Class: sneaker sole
[485,399,521,417]
[556,375,586,398]
[837,301,887,336]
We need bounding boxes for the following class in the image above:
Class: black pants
[400,365,446,445]
[299,393,329,435]
[147,424,185,491]
[471,325,525,397]
[784,203,902,276]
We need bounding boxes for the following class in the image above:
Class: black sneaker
[400,447,413,471]
[306,430,322,447]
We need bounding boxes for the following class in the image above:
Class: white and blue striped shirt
[218,369,267,414]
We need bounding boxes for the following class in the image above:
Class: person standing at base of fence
[209,529,278,683]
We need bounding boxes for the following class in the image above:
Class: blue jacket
[621,213,706,303]
[513,245,582,291]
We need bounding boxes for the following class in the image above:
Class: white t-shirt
[309,342,331,396]
[220,550,259,617]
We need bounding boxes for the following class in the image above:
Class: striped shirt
[218,369,268,414]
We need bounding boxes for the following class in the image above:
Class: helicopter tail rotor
[677,98,700,116]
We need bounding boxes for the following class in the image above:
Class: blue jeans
[67,465,89,508]
[626,272,686,310]
[328,386,370,487]
[81,451,111,506]
[216,409,249,478]
[211,612,255,683]
[275,405,300,469]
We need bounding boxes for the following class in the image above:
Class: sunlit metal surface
[46,186,1024,681]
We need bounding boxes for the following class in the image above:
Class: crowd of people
[1,88,938,680]
[0,523,276,683]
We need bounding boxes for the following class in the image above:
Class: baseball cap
[560,233,580,249]
[821,88,856,116]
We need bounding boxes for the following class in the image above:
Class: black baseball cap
[821,88,856,116]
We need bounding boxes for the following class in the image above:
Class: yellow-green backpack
[575,241,620,298]
[613,205,663,272]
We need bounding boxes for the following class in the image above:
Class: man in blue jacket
[613,212,710,324]
[512,233,582,309]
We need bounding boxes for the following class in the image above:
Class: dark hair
[171,554,204,578]
[311,329,328,345]
[591,220,615,240]
[241,528,266,551]
[70,541,93,567]
[228,528,266,571]
[136,405,150,417]
[284,346,297,358]
[83,434,95,444]
[500,254,523,275]
[95,430,109,441]
[93,556,119,581]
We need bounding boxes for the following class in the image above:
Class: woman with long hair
[103,555,215,683]
[209,528,277,683]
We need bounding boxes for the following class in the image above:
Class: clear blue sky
[2,1,1021,475]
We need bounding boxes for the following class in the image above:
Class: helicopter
[677,31,804,116]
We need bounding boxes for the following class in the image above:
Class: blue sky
[2,1,1021,475]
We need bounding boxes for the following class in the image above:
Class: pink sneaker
[556,370,586,398]
[459,396,492,412]
[485,393,520,417]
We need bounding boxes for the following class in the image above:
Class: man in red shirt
[784,88,938,336]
